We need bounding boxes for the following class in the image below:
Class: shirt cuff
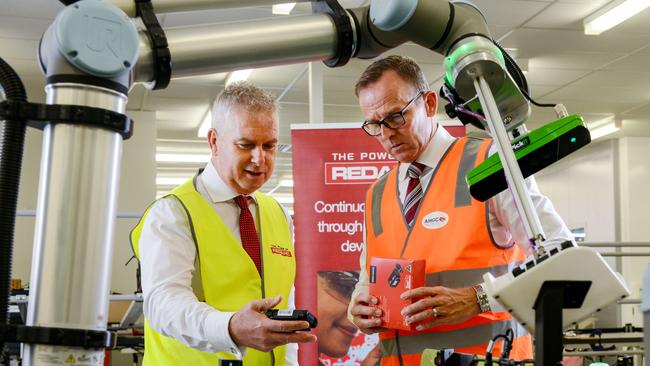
[205,311,246,358]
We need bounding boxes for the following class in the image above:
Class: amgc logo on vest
[422,211,449,229]
[325,161,394,185]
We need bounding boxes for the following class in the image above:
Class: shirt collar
[199,162,257,203]
[398,124,456,182]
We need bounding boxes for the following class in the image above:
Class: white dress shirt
[139,162,298,364]
[352,126,573,310]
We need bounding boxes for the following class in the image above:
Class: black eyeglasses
[361,91,424,136]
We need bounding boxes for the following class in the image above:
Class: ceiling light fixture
[272,3,296,15]
[156,153,209,163]
[584,0,650,35]
[279,179,294,187]
[225,69,253,87]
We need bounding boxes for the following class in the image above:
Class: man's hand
[228,296,317,352]
[400,286,480,331]
[349,290,389,335]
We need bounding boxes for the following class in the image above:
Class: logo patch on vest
[422,211,449,229]
[270,244,293,257]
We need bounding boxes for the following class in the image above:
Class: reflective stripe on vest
[380,319,527,356]
[131,177,295,366]
[425,263,523,289]
[364,137,531,365]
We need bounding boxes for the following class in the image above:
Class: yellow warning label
[66,354,76,363]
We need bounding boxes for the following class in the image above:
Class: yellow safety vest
[131,177,295,365]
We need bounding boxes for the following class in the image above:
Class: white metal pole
[309,61,324,124]
[473,76,546,251]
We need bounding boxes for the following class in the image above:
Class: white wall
[618,137,650,326]
[535,137,650,327]
[12,111,157,294]
[535,139,622,327]
[535,139,617,243]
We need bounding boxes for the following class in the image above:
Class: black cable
[492,40,557,108]
[500,328,514,359]
[485,349,493,365]
[395,330,404,366]
[484,328,515,365]
[0,56,27,361]
[493,41,529,95]
[521,88,556,108]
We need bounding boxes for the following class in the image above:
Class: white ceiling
[3,0,650,208]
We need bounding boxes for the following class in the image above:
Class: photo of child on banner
[317,271,379,366]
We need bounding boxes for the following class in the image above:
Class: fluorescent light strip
[156,153,209,163]
[156,177,190,186]
[584,0,650,35]
[272,3,296,15]
[273,195,294,204]
[589,123,620,140]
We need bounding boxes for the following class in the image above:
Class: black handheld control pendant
[266,309,318,329]
[219,361,242,366]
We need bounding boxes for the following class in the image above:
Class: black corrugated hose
[0,56,28,357]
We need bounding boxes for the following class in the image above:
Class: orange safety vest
[365,137,532,366]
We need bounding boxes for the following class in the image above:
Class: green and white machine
[467,114,591,202]
[441,38,592,202]
[438,31,591,250]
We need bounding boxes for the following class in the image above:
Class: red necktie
[404,162,430,226]
[234,195,262,276]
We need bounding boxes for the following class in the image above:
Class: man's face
[317,276,358,358]
[208,106,278,195]
[358,70,437,163]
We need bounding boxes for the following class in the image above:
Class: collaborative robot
[0,0,629,365]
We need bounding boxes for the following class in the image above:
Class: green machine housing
[467,115,591,202]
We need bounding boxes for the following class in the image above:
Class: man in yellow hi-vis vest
[131,82,316,365]
[347,55,573,366]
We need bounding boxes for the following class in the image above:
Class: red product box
[369,257,426,331]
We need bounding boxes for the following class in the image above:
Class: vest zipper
[257,201,274,365]
[257,200,266,299]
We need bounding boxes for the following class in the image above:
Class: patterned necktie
[404,162,431,227]
[234,195,262,276]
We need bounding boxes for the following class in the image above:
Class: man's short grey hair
[212,81,279,130]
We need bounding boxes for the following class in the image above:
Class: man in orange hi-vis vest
[347,55,574,366]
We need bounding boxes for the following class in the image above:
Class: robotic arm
[0,1,614,365]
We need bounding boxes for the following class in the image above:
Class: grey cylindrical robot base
[23,84,126,366]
